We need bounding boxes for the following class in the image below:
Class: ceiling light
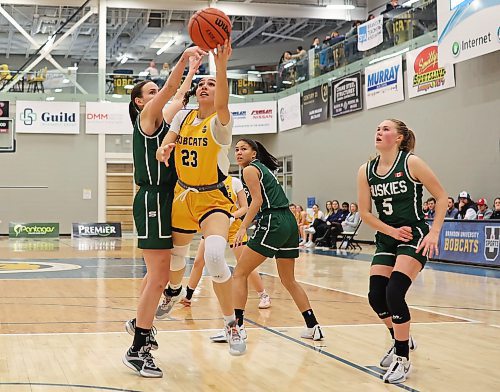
[112,94,122,98]
[62,78,70,84]
[120,56,129,64]
[124,85,134,90]
[138,71,149,77]
[46,96,55,101]
[55,88,62,93]
[156,38,176,55]
[326,5,356,9]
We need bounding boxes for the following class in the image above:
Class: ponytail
[388,118,416,152]
[182,82,197,107]
[129,80,150,125]
[238,138,279,172]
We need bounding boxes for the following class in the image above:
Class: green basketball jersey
[133,118,176,187]
[367,150,424,226]
[244,159,289,212]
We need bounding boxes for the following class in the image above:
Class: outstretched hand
[212,39,232,69]
[156,143,176,167]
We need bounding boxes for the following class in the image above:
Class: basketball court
[0,237,498,391]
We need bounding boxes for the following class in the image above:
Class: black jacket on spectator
[490,210,500,219]
[327,210,348,224]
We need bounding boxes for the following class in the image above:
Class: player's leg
[156,231,193,319]
[275,257,323,341]
[232,244,271,309]
[181,239,206,306]
[123,249,170,378]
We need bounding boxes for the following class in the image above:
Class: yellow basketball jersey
[224,176,238,213]
[174,110,230,186]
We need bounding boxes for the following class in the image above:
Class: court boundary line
[244,317,420,392]
[0,321,475,337]
[259,271,480,323]
[0,382,140,392]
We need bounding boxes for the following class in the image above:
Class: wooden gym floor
[0,237,498,391]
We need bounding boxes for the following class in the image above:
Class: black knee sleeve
[386,271,412,324]
[368,275,391,319]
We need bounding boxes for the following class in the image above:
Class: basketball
[188,8,232,51]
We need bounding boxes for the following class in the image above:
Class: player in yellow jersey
[180,176,271,312]
[156,40,246,356]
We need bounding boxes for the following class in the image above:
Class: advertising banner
[364,55,404,109]
[229,101,277,135]
[0,100,9,117]
[433,220,500,267]
[301,83,329,125]
[16,101,80,134]
[357,15,384,51]
[278,92,301,132]
[406,43,456,98]
[332,73,363,117]
[9,222,60,238]
[72,223,122,238]
[85,102,133,134]
[438,0,500,65]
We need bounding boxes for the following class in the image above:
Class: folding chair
[339,220,362,250]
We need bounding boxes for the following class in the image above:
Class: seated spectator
[445,197,459,219]
[422,200,429,215]
[342,203,361,232]
[289,203,299,222]
[296,205,308,242]
[455,191,477,220]
[306,201,332,243]
[489,197,500,219]
[426,197,436,219]
[303,204,324,247]
[476,198,493,220]
[316,201,349,249]
[144,60,159,77]
[160,63,170,78]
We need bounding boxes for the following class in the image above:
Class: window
[278,155,293,201]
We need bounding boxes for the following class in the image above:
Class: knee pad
[368,275,391,319]
[386,271,412,324]
[204,235,231,283]
[170,244,190,271]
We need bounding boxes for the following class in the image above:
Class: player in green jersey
[232,139,324,354]
[123,47,206,378]
[357,119,447,384]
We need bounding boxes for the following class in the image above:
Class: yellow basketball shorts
[228,218,248,248]
[171,182,233,233]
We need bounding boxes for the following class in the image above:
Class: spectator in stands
[455,191,477,220]
[324,201,334,219]
[490,198,500,219]
[342,203,361,232]
[367,14,376,21]
[308,201,333,245]
[422,200,429,215]
[426,197,436,219]
[296,205,308,242]
[381,0,402,14]
[316,200,349,249]
[144,60,159,77]
[289,203,299,221]
[329,31,344,46]
[476,198,493,220]
[303,204,324,247]
[445,197,459,219]
[292,46,308,82]
[347,21,363,37]
[278,51,295,88]
[310,37,321,51]
[381,0,403,46]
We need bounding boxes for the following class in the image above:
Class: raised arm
[212,39,232,144]
[141,46,206,134]
[162,56,202,124]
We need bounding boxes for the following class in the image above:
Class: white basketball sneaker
[258,292,271,309]
[226,321,246,356]
[380,335,417,368]
[300,324,324,341]
[155,288,185,319]
[382,355,412,384]
[210,325,247,343]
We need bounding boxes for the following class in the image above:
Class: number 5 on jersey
[382,197,393,215]
[181,149,198,167]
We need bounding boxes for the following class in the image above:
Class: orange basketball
[188,8,232,51]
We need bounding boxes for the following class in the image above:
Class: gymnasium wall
[0,108,99,234]
[0,51,498,238]
[231,50,500,240]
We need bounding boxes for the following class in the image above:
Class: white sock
[223,314,236,325]
[168,283,182,290]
